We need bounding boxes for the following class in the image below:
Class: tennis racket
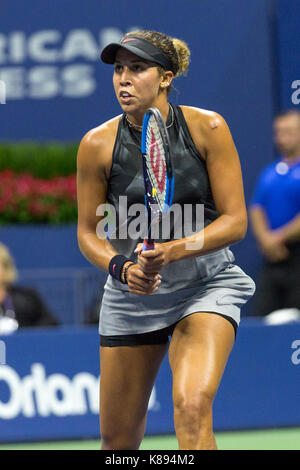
[141,107,174,251]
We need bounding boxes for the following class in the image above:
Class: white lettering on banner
[0,80,6,104]
[0,366,20,419]
[61,30,99,61]
[0,65,96,99]
[0,363,159,419]
[291,340,300,365]
[0,27,141,99]
[291,80,300,105]
[0,341,6,364]
[0,68,24,99]
[28,67,59,99]
[0,34,6,62]
[9,32,26,63]
[62,65,97,97]
[28,30,61,62]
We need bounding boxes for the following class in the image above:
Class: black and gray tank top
[104,104,235,293]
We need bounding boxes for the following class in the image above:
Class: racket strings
[145,117,167,210]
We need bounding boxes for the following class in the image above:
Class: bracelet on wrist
[123,262,134,284]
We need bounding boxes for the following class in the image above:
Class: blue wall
[0,225,89,269]
[0,0,281,316]
[0,321,300,442]
[276,0,300,111]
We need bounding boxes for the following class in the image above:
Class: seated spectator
[0,243,58,328]
[249,110,300,317]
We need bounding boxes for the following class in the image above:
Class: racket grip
[142,238,155,251]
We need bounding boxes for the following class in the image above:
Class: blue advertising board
[0,320,300,443]
[276,0,300,111]
[0,326,174,442]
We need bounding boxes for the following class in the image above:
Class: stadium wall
[0,321,300,442]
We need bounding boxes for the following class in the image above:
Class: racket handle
[142,238,155,251]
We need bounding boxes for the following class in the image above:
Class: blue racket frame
[141,108,175,250]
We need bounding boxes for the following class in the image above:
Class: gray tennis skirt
[99,260,256,337]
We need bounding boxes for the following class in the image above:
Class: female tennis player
[77,30,255,450]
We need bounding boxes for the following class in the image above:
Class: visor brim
[101,42,162,66]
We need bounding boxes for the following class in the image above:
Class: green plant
[0,142,78,179]
[0,143,79,224]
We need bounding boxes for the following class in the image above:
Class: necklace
[125,103,174,131]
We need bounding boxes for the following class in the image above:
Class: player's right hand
[126,264,162,295]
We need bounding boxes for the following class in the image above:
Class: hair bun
[123,30,191,83]
[172,38,190,77]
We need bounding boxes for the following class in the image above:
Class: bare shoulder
[178,106,232,160]
[179,105,228,133]
[77,115,121,177]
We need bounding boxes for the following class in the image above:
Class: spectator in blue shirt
[249,109,300,317]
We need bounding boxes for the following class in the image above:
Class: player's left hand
[134,242,171,274]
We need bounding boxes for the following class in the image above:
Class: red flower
[0,170,77,223]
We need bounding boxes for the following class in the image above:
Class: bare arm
[249,205,289,261]
[277,212,300,243]
[249,205,270,244]
[77,127,118,272]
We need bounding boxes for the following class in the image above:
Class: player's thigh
[169,312,235,403]
[100,343,167,432]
